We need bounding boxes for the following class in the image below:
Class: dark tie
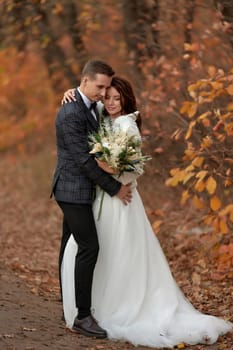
[89,102,99,121]
[90,102,97,111]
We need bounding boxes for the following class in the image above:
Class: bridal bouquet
[89,115,151,176]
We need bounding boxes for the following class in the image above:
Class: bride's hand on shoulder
[62,88,76,104]
[95,159,118,174]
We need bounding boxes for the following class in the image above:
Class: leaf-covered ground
[1,149,232,350]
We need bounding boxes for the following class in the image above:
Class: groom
[51,60,132,338]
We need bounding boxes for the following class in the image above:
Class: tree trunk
[0,0,28,51]
[122,0,161,80]
[27,0,79,92]
[181,0,196,93]
[59,0,88,68]
[215,0,233,49]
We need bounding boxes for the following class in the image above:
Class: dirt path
[1,264,152,350]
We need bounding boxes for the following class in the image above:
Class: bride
[61,77,232,348]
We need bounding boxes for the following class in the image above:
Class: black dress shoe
[72,315,107,339]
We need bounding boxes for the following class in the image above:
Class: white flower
[89,142,102,154]
[102,141,110,148]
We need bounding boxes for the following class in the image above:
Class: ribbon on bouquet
[97,190,105,221]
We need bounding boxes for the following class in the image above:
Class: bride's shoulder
[115,111,140,137]
[116,111,139,125]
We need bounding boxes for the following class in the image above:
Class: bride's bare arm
[62,88,76,104]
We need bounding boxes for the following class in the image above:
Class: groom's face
[82,73,112,102]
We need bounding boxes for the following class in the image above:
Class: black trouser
[57,201,99,318]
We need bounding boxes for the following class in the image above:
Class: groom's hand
[116,184,132,205]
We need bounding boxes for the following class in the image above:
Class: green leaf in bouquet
[102,146,111,156]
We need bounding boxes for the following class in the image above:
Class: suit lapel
[75,89,99,129]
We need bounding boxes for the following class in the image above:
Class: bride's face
[104,87,123,118]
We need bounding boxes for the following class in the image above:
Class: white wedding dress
[61,114,232,348]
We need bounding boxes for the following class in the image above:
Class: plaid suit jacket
[51,89,121,204]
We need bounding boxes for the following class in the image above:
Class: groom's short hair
[81,60,115,80]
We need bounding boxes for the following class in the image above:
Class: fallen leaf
[22,327,36,332]
[154,147,164,154]
[2,334,14,338]
[192,272,201,285]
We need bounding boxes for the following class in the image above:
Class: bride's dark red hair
[103,76,142,131]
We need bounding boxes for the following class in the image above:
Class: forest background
[0,1,232,349]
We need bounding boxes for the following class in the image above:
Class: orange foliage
[0,48,56,152]
[166,67,233,239]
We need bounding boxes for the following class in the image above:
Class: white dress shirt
[78,87,97,120]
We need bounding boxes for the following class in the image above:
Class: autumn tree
[0,0,87,92]
[121,0,233,97]
[166,66,233,235]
